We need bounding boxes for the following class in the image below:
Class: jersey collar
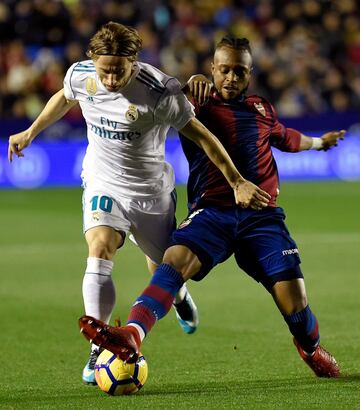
[212,90,246,104]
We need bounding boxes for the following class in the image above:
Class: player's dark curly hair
[215,36,252,55]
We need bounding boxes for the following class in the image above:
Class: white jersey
[63,60,195,198]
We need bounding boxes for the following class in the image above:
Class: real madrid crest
[91,211,100,222]
[125,105,138,122]
[86,77,97,96]
[254,102,266,117]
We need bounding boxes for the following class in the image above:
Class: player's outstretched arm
[180,118,271,210]
[319,130,346,151]
[8,89,78,162]
[299,130,346,152]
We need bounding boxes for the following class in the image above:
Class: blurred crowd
[0,0,359,121]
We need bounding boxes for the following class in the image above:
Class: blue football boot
[82,347,101,385]
[173,287,199,334]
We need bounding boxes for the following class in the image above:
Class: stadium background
[1,0,360,187]
[1,1,360,409]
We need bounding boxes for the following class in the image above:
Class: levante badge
[254,102,266,117]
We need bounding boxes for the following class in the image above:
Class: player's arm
[8,88,78,162]
[179,118,271,209]
[298,130,346,152]
[270,99,346,153]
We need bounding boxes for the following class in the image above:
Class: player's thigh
[234,210,301,290]
[170,207,236,281]
[82,187,131,239]
[128,192,176,265]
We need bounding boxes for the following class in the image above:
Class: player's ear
[211,62,215,75]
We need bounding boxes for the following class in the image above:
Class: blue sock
[127,263,184,334]
[284,305,320,354]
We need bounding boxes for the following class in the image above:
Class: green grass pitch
[1,182,360,409]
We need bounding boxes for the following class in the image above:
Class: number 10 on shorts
[90,195,113,213]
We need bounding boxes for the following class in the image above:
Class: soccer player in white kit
[8,22,271,385]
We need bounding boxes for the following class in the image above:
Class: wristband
[311,138,323,150]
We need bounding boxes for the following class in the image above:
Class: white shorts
[82,186,176,264]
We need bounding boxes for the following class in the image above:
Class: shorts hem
[169,237,213,281]
[262,265,303,291]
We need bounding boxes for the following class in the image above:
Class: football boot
[293,338,340,377]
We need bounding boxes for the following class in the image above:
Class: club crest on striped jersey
[178,208,204,229]
[254,102,266,117]
[178,218,192,229]
[86,77,97,95]
[125,105,138,122]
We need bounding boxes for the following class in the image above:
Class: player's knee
[88,238,119,259]
[88,242,110,259]
[86,227,124,259]
[272,278,308,316]
[163,245,201,280]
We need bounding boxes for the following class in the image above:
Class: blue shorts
[170,206,302,291]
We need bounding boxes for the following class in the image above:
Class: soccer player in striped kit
[8,24,271,385]
[78,36,344,377]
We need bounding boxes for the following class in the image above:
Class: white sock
[174,283,187,304]
[91,343,100,352]
[82,257,116,324]
[128,324,146,342]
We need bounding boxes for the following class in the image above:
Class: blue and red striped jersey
[180,92,301,209]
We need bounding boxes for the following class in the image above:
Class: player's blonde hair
[86,22,142,61]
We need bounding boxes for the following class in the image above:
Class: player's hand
[8,130,33,162]
[320,130,346,151]
[233,180,271,210]
[186,75,213,106]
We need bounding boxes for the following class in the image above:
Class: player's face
[211,47,252,100]
[93,55,135,92]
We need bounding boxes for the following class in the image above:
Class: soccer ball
[95,349,148,395]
